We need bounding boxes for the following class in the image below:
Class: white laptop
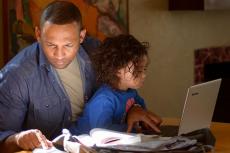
[159,78,222,137]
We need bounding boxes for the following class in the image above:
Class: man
[0,1,161,152]
[0,1,98,152]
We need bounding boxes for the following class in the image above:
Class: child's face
[117,55,148,90]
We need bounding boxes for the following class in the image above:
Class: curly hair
[91,34,149,88]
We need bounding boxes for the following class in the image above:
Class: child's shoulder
[93,85,139,99]
[94,84,116,97]
[88,85,118,105]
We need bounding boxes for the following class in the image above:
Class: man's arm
[0,134,20,153]
[0,70,52,152]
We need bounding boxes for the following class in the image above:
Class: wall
[0,0,229,117]
[0,1,3,67]
[129,0,230,117]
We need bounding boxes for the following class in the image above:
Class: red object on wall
[194,46,230,84]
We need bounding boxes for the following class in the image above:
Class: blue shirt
[70,84,146,135]
[0,42,96,141]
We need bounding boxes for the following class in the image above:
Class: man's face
[36,21,86,69]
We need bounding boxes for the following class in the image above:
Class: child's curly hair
[91,34,149,89]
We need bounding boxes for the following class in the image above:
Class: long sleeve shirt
[0,42,96,141]
[70,84,146,135]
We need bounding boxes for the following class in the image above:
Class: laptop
[158,78,222,137]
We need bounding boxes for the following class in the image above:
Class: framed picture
[2,0,129,64]
[194,46,230,83]
[205,0,230,10]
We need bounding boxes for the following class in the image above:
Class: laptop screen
[178,78,221,135]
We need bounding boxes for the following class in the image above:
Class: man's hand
[15,129,53,150]
[126,105,162,133]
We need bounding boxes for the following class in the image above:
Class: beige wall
[0,1,3,67]
[129,0,230,117]
[0,0,229,118]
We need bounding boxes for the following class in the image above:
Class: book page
[73,134,95,147]
[89,128,141,147]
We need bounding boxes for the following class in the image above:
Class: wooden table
[18,118,230,153]
[162,118,230,153]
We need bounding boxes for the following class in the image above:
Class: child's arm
[134,92,146,109]
[87,96,128,132]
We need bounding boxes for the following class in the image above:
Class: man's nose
[54,48,65,59]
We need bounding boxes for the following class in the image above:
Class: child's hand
[126,105,162,133]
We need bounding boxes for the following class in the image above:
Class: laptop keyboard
[159,125,179,137]
[142,125,179,137]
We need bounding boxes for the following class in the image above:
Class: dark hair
[91,34,149,88]
[40,1,83,30]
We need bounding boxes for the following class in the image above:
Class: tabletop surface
[162,118,230,153]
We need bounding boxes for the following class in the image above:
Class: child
[71,34,162,135]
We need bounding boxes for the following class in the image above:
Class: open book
[74,128,142,147]
[33,128,197,153]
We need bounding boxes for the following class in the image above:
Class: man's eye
[47,44,57,48]
[65,44,73,48]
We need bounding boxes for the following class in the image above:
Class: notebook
[158,78,222,137]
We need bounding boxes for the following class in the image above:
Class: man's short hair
[40,0,83,30]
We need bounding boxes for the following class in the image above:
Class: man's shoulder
[8,42,39,63]
[82,35,101,54]
[78,36,100,62]
[78,45,90,61]
[2,42,41,77]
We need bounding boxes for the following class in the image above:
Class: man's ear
[79,29,86,43]
[35,26,41,42]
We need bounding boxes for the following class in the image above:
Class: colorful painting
[3,0,129,62]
